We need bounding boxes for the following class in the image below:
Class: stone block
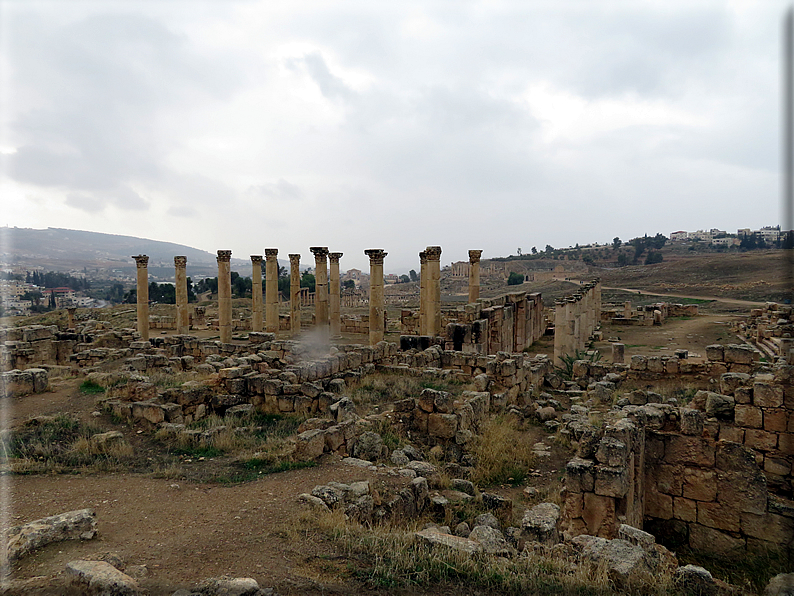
[647,357,664,373]
[679,408,704,436]
[596,468,628,503]
[735,405,763,429]
[66,560,139,596]
[724,344,753,364]
[595,438,628,468]
[665,435,715,467]
[645,487,673,520]
[733,385,752,405]
[630,355,647,371]
[582,493,616,537]
[719,425,743,443]
[753,382,784,408]
[295,429,325,460]
[521,502,560,545]
[740,512,794,544]
[697,501,739,532]
[705,392,734,420]
[673,497,697,522]
[763,409,787,432]
[653,464,683,496]
[682,468,716,502]
[562,491,584,519]
[427,413,457,439]
[705,345,724,362]
[744,429,777,451]
[719,372,751,396]
[764,456,791,477]
[688,525,744,555]
[565,457,595,493]
[780,433,794,456]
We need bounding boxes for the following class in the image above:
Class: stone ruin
[603,300,699,326]
[2,246,794,591]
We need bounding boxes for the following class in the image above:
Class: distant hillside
[1,227,217,266]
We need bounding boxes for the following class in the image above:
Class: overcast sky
[0,1,789,272]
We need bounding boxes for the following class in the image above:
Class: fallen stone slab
[8,508,96,562]
[194,575,269,595]
[522,503,560,545]
[415,528,482,556]
[66,560,140,596]
[469,525,515,557]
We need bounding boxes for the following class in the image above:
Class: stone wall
[736,302,794,359]
[560,351,794,557]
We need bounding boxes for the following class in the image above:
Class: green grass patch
[677,547,789,594]
[170,445,223,458]
[79,380,106,395]
[214,459,316,484]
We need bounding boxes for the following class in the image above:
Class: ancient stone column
[329,252,343,338]
[217,250,232,343]
[132,255,150,341]
[174,256,189,334]
[251,255,263,332]
[289,254,301,336]
[419,250,428,336]
[66,307,77,330]
[612,343,625,364]
[310,247,330,341]
[553,300,566,367]
[265,249,279,334]
[468,250,483,304]
[426,246,442,336]
[365,249,387,345]
[624,301,632,319]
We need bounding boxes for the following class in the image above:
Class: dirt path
[601,286,766,308]
[8,463,386,595]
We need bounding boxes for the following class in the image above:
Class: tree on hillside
[612,237,622,250]
[507,272,524,286]
[645,251,663,265]
[343,280,356,291]
[409,269,419,282]
[301,272,316,293]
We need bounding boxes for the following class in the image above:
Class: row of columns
[553,279,602,366]
[133,245,484,347]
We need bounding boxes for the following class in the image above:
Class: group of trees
[123,279,196,305]
[26,271,89,290]
[192,268,318,301]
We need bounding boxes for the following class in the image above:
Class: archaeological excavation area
[0,246,793,595]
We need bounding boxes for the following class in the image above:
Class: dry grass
[5,414,136,474]
[349,372,472,409]
[469,416,537,487]
[290,507,668,595]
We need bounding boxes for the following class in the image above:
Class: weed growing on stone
[79,379,105,395]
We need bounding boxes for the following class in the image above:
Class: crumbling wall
[560,350,794,557]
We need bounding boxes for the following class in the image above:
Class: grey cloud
[248,179,304,201]
[287,52,355,101]
[167,205,197,218]
[6,11,243,205]
[65,193,103,212]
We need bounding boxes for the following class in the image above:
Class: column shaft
[133,255,149,341]
[426,246,442,336]
[265,249,279,333]
[289,254,301,336]
[251,255,263,332]
[310,247,329,341]
[365,249,387,345]
[468,250,482,304]
[175,256,188,334]
[329,252,343,337]
[217,250,232,343]
[419,251,428,335]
